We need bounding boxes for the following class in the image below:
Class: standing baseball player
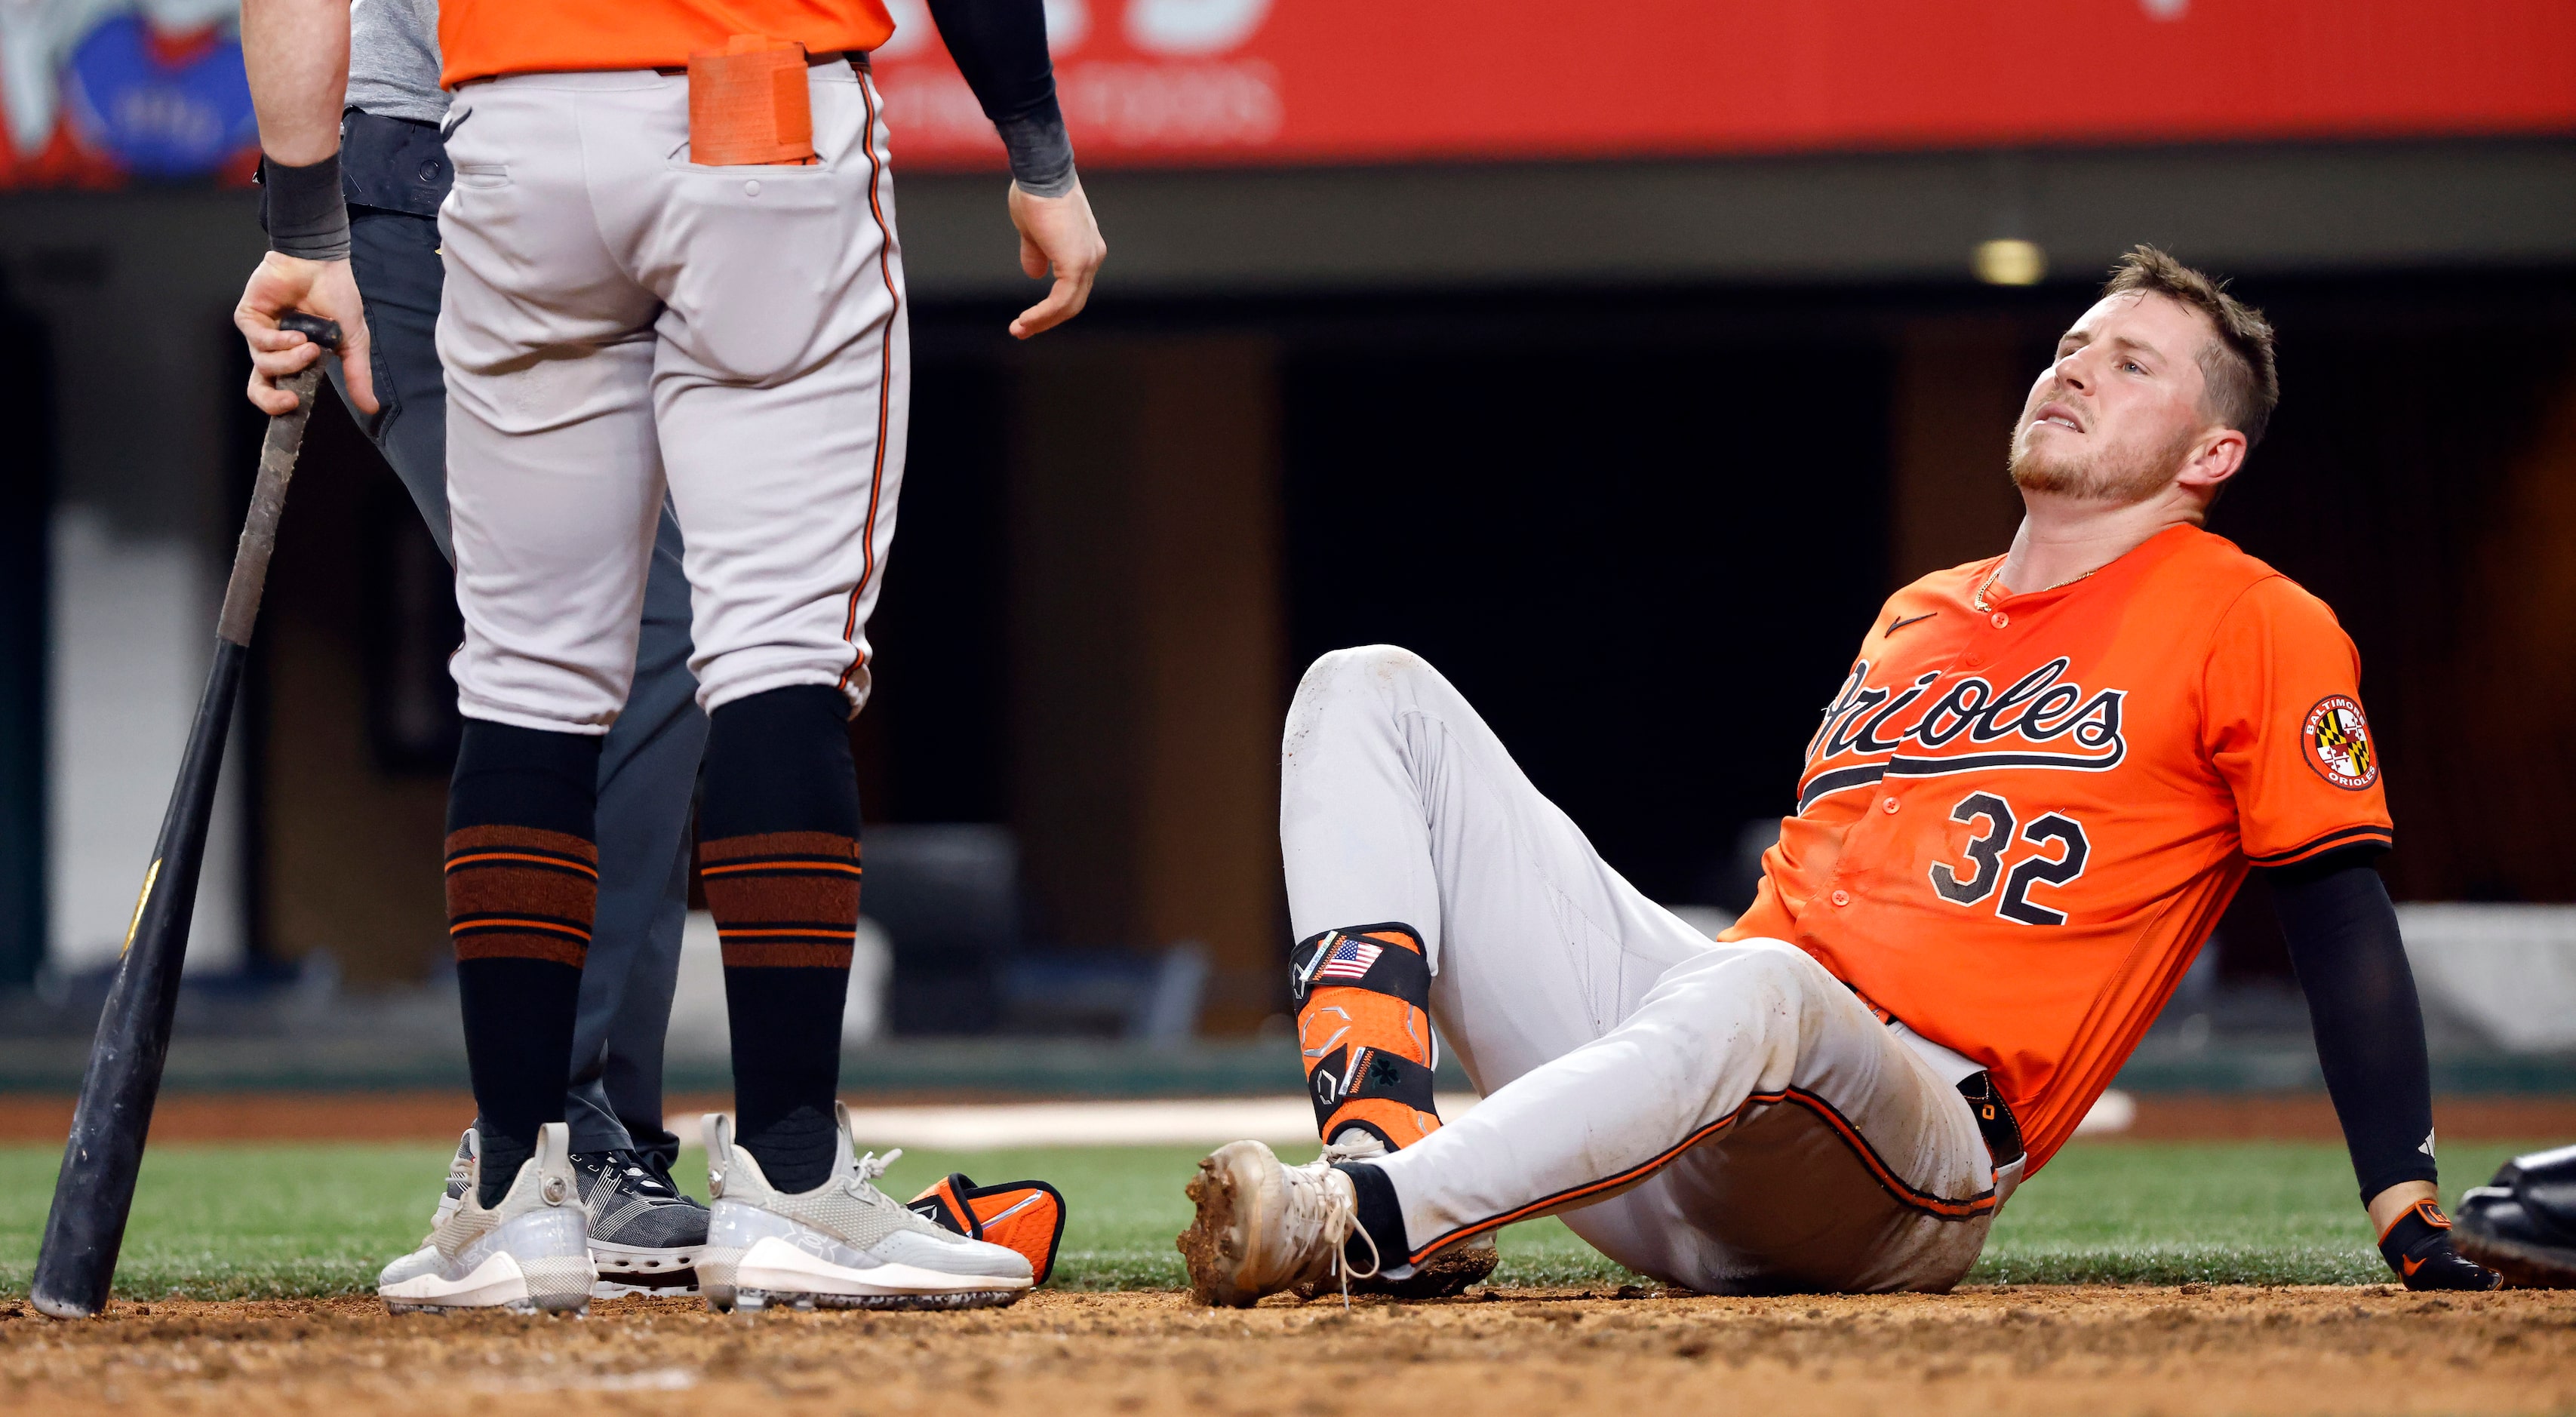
[235,0,1104,1312]
[1182,248,2499,1302]
[234,0,715,1299]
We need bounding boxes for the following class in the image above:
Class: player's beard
[2006,420,2196,504]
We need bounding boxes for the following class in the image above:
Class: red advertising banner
[2,1,2568,187]
[875,0,2576,170]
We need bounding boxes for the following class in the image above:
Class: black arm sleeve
[2267,847,2439,1203]
[918,0,1077,195]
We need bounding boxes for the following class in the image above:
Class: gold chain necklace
[1973,561,2098,613]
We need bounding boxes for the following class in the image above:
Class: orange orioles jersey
[1723,524,2391,1171]
[441,0,897,88]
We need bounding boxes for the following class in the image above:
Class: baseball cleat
[1179,1139,1379,1308]
[430,1134,711,1296]
[696,1104,1032,1313]
[1293,1133,1495,1299]
[2454,1144,2576,1289]
[379,1123,595,1315]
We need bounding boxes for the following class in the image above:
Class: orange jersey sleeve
[2203,576,2393,866]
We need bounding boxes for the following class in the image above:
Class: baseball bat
[29,312,342,1319]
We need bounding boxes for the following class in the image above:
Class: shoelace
[1302,1162,1382,1310]
[605,1149,674,1197]
[844,1147,904,1197]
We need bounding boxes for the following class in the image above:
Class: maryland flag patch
[2301,694,2379,790]
[908,1173,1068,1285]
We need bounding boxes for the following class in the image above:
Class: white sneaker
[697,1104,1034,1312]
[378,1123,595,1315]
[1179,1139,1380,1307]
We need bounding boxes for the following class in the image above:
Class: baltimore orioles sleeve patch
[908,1173,1068,1286]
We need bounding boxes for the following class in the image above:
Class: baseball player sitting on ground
[236,0,1103,1313]
[1180,247,2501,1302]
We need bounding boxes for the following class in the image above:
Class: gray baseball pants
[330,116,708,1160]
[1281,646,2011,1294]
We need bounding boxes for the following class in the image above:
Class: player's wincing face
[2007,291,2234,503]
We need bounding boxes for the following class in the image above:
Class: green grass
[0,1138,2541,1301]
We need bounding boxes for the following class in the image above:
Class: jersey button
[1963,652,1984,667]
[744,179,763,197]
[1990,611,2010,629]
[1831,889,1852,907]
[1882,797,1900,813]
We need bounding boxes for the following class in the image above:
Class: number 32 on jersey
[1929,791,2089,926]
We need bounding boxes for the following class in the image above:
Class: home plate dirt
[2,1286,2569,1416]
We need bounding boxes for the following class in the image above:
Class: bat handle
[217,309,335,647]
[278,310,343,352]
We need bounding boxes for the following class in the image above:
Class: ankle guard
[909,1173,1068,1285]
[1292,924,1442,1152]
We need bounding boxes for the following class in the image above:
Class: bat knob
[278,311,343,352]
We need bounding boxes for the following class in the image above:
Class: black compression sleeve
[918,0,1076,195]
[2267,848,2439,1203]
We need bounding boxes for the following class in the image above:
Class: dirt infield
[5,1089,2574,1144]
[0,1285,2568,1416]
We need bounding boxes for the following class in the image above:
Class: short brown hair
[2101,245,2279,448]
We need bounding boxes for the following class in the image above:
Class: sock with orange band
[446,721,604,1206]
[701,685,862,1195]
[1292,924,1444,1154]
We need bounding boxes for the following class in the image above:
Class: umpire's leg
[330,127,703,1159]
[584,509,706,1167]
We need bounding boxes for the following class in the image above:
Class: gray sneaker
[698,1103,1034,1312]
[575,1150,710,1297]
[379,1123,595,1314]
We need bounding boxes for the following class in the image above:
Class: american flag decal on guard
[1316,936,1382,982]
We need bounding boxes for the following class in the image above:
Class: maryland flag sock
[1291,924,1443,1152]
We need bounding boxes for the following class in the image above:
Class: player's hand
[2378,1200,2501,1292]
[235,251,374,415]
[1007,178,1105,340]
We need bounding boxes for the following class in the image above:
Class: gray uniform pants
[1282,647,2008,1294]
[330,111,708,1160]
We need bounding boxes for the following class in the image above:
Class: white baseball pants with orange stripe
[435,63,906,732]
[1282,647,2012,1293]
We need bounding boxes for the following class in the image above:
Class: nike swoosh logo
[1887,612,1938,634]
[2402,1255,2425,1277]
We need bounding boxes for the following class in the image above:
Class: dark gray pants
[333,180,707,1163]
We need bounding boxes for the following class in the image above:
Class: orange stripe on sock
[451,917,592,941]
[444,850,599,878]
[698,859,863,878]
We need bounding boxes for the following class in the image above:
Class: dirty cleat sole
[1299,1232,1496,1300]
[1180,1139,1351,1308]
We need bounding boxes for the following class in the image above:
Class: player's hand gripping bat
[29,312,342,1319]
